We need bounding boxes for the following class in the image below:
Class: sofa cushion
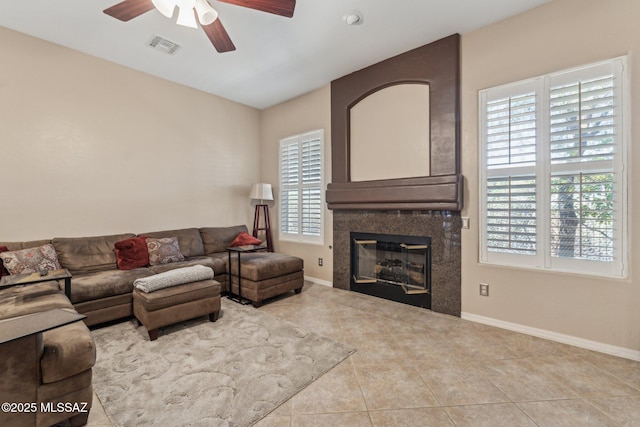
[114,236,149,270]
[146,237,185,266]
[37,369,93,406]
[73,292,131,313]
[229,252,303,282]
[0,239,52,251]
[140,228,205,258]
[0,244,62,275]
[69,268,154,304]
[148,256,226,276]
[41,320,96,384]
[0,280,62,300]
[200,225,248,254]
[0,285,73,321]
[230,270,304,303]
[53,233,136,275]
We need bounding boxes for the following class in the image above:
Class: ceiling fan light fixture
[195,0,218,25]
[152,0,177,18]
[176,1,198,28]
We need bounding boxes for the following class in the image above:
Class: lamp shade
[249,183,274,202]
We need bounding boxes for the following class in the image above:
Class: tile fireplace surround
[333,210,461,316]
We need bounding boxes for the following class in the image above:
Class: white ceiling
[0,0,549,109]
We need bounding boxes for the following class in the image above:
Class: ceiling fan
[103,0,296,53]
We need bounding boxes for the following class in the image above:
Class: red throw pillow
[0,245,9,277]
[114,237,149,270]
[230,232,262,247]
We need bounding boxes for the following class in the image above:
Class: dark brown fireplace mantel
[327,175,463,211]
[327,34,462,211]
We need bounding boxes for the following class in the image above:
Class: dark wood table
[0,268,72,298]
[226,245,267,305]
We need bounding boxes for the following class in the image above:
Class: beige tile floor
[87,282,640,427]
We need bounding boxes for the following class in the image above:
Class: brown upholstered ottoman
[133,279,221,340]
[229,252,304,307]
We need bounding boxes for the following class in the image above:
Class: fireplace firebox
[350,232,431,308]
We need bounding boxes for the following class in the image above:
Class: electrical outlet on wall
[318,258,323,266]
[479,283,489,296]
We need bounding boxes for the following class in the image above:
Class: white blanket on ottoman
[134,265,214,293]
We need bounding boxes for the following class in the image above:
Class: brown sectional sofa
[0,224,304,426]
[43,225,302,326]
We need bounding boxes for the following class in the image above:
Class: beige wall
[0,27,260,241]
[461,0,640,354]
[260,86,333,282]
[350,83,430,181]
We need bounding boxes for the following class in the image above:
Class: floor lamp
[249,183,274,252]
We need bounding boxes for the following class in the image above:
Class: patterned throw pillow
[146,237,185,266]
[0,244,62,275]
[0,245,9,277]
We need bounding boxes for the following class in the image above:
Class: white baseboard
[304,276,333,287]
[461,312,640,362]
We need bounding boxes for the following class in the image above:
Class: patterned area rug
[91,299,355,426]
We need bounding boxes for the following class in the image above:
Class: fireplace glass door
[351,232,431,299]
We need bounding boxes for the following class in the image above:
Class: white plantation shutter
[280,142,299,235]
[480,81,539,266]
[548,65,617,265]
[301,138,322,237]
[480,58,627,277]
[549,74,615,163]
[279,130,324,244]
[486,176,537,255]
[486,91,537,168]
[549,173,614,262]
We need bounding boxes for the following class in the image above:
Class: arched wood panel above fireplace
[327,34,462,211]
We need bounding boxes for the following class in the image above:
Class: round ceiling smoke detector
[344,11,363,26]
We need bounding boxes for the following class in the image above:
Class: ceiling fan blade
[202,19,236,53]
[216,0,296,18]
[103,0,155,22]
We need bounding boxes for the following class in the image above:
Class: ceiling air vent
[147,35,181,55]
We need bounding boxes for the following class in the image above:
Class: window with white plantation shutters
[479,57,628,278]
[279,130,324,244]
